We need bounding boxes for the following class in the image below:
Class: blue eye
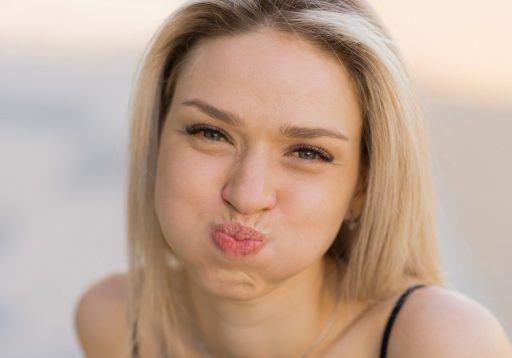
[184,124,334,163]
[185,124,230,142]
[290,144,333,162]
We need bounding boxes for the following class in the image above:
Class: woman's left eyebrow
[181,98,349,141]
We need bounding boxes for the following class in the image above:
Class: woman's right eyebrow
[182,98,245,128]
[181,98,349,142]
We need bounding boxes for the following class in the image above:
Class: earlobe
[343,188,365,231]
[345,166,368,222]
[345,190,365,221]
[352,190,366,219]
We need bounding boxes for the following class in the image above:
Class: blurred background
[0,0,510,356]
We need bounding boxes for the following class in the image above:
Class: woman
[75,0,512,356]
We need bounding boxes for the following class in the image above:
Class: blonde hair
[125,0,445,355]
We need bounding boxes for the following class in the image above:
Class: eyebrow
[181,98,349,141]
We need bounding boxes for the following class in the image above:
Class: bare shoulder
[388,285,512,357]
[74,271,130,358]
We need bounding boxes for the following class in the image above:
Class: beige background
[0,0,510,356]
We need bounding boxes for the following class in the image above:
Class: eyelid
[184,123,334,163]
[289,144,333,162]
[185,123,232,141]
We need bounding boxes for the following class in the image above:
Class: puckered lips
[210,221,267,259]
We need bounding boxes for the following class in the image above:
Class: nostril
[223,197,238,212]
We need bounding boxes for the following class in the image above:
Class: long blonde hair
[125,0,445,355]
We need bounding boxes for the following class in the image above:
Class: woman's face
[154,28,364,300]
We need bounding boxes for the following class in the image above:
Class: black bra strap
[131,317,140,358]
[380,284,427,358]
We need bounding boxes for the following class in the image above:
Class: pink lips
[210,221,267,259]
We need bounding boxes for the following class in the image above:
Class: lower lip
[211,231,266,259]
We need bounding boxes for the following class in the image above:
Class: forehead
[170,28,362,138]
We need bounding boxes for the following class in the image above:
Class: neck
[184,257,344,357]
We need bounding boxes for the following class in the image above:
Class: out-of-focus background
[1,0,510,356]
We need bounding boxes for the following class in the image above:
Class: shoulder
[74,271,130,358]
[387,285,512,357]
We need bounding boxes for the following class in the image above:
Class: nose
[221,148,277,215]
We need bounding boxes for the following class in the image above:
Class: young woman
[75,0,512,356]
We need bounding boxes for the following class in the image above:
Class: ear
[346,164,368,221]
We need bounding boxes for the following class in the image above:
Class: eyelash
[184,124,334,163]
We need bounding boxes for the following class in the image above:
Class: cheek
[154,145,223,261]
[277,176,352,260]
[245,177,351,285]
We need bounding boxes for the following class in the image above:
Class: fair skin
[75,28,512,357]
[75,273,512,357]
[153,27,365,357]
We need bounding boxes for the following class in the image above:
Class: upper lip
[211,221,266,241]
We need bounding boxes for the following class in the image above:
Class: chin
[194,266,263,301]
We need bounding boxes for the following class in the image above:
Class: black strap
[131,317,140,358]
[380,284,427,358]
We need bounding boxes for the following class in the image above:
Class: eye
[184,123,334,163]
[288,144,334,163]
[185,124,231,142]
